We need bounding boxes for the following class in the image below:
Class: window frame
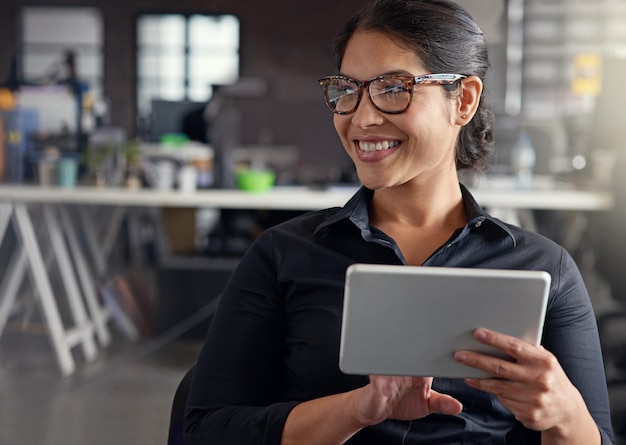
[135,12,240,120]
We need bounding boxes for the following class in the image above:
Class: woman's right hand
[354,375,464,427]
[282,375,463,445]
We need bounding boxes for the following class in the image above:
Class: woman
[184,1,614,443]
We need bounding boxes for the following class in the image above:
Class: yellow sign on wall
[572,53,602,96]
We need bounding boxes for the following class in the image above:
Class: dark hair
[332,0,495,172]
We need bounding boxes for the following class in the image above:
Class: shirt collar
[314,183,516,246]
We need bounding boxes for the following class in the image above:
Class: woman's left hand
[453,327,590,434]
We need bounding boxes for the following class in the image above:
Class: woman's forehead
[340,30,425,78]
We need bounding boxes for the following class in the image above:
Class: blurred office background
[1,0,626,444]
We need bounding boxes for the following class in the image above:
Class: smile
[358,140,400,152]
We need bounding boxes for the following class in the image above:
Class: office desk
[0,183,613,211]
[0,182,613,375]
[0,184,613,211]
[470,176,613,233]
[0,185,356,210]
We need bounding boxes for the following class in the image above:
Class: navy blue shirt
[185,184,614,445]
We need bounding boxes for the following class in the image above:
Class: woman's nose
[351,93,384,128]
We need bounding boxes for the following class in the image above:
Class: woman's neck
[369,177,466,230]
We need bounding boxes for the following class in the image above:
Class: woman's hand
[453,328,600,444]
[283,375,462,445]
[354,375,463,427]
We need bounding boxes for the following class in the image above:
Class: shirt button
[474,220,483,228]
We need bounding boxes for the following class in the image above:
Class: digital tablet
[339,264,551,378]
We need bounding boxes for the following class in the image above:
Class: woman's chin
[357,176,392,191]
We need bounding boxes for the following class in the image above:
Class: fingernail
[475,329,487,341]
[455,352,467,363]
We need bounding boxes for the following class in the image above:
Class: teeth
[358,140,399,152]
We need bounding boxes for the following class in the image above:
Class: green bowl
[236,169,276,192]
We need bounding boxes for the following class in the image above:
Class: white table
[0,181,613,211]
[0,185,357,210]
[470,175,613,233]
[0,181,613,375]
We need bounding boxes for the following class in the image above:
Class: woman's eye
[384,85,407,95]
[340,85,358,96]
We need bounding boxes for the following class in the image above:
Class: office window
[136,14,240,116]
[21,7,104,99]
[19,7,103,133]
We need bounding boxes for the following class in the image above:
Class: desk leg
[43,205,98,362]
[0,245,27,338]
[0,202,11,241]
[13,204,76,376]
[77,206,107,278]
[517,209,538,233]
[101,206,127,264]
[58,206,111,347]
[562,211,588,255]
[78,206,126,278]
[0,203,28,338]
[0,204,60,340]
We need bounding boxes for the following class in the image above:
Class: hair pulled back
[332,0,495,172]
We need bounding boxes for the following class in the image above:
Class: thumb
[428,391,463,415]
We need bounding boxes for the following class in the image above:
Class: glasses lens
[325,78,359,113]
[369,76,411,113]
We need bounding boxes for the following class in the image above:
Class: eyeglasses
[318,73,467,115]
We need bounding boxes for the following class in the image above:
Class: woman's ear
[456,75,483,125]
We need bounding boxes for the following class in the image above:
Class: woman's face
[334,30,462,191]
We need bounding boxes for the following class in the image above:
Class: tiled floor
[0,327,202,445]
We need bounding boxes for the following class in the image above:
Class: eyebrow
[336,69,416,80]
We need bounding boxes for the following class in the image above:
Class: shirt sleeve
[542,247,615,444]
[184,230,299,445]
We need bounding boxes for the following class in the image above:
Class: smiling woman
[182,1,615,444]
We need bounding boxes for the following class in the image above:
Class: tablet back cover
[339,264,550,378]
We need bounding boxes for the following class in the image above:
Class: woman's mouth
[357,140,401,152]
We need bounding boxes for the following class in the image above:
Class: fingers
[463,375,523,396]
[366,375,463,421]
[471,328,535,361]
[454,350,519,380]
[451,329,587,434]
[428,391,463,415]
[453,328,552,381]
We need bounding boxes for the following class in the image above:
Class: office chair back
[167,364,196,445]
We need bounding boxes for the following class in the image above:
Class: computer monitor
[149,99,206,142]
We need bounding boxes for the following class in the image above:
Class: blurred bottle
[510,131,536,189]
[0,88,16,182]
[0,107,38,184]
[178,163,198,194]
[0,88,16,110]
